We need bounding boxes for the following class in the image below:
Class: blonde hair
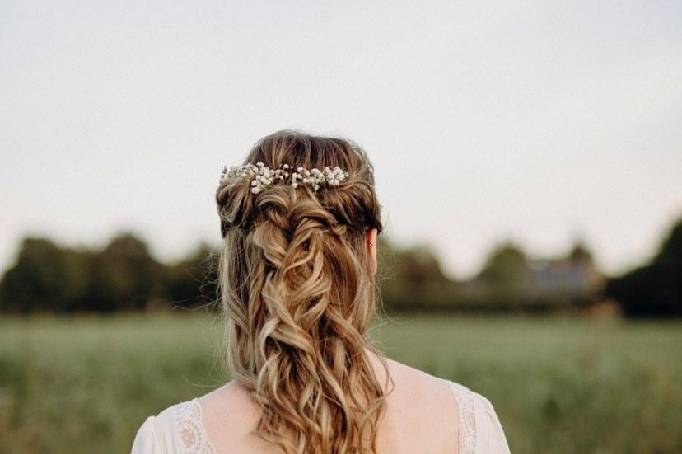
[215,130,392,454]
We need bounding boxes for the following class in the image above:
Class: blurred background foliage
[1,215,680,318]
[1,215,680,454]
[2,314,681,454]
[0,214,682,454]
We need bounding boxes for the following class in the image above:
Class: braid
[217,130,391,454]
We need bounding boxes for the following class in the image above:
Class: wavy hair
[215,130,392,454]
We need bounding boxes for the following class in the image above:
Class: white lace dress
[131,380,511,454]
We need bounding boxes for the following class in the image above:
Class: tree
[376,237,457,310]
[606,217,682,317]
[86,232,161,312]
[0,237,91,313]
[477,240,533,290]
[163,242,219,309]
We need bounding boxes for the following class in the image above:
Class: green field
[1,314,681,454]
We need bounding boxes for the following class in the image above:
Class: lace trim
[447,381,476,454]
[173,398,217,454]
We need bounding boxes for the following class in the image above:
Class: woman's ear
[366,228,378,276]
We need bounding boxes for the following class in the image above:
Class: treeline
[0,234,217,313]
[604,217,682,317]
[1,216,680,317]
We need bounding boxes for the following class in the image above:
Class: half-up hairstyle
[215,130,392,454]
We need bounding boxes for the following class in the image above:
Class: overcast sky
[1,0,681,279]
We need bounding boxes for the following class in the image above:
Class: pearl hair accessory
[221,161,349,195]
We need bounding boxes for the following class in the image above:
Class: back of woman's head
[215,130,389,454]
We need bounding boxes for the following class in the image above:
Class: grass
[1,313,681,453]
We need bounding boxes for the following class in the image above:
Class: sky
[1,0,681,279]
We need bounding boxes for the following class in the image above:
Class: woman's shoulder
[131,381,261,454]
[386,357,499,410]
[383,358,511,454]
[382,357,481,406]
[131,395,217,454]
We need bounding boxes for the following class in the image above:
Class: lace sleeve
[172,399,217,454]
[471,392,511,454]
[448,382,477,454]
[131,415,165,454]
[447,381,512,454]
[131,399,217,454]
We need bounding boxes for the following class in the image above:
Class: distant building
[452,239,604,311]
[528,242,604,305]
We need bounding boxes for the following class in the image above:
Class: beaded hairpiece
[221,161,349,194]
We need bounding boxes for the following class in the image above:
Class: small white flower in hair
[221,162,350,194]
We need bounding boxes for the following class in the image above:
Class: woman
[131,130,511,454]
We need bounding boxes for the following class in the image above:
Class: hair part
[216,130,392,454]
